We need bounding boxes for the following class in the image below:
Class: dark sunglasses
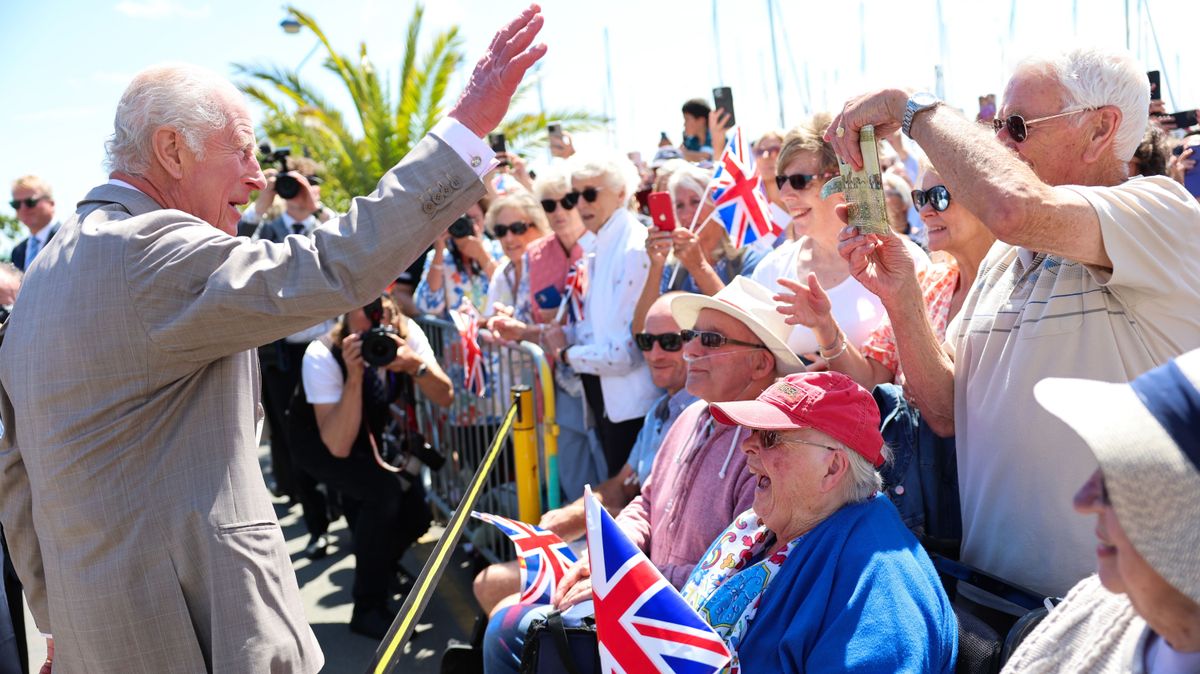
[568,187,603,204]
[774,173,829,191]
[305,175,322,186]
[493,221,532,237]
[541,192,579,213]
[634,331,684,352]
[680,329,766,350]
[991,108,1089,143]
[911,185,951,212]
[755,430,840,451]
[9,196,45,210]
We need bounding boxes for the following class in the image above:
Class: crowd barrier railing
[411,315,558,564]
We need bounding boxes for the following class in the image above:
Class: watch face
[912,92,939,108]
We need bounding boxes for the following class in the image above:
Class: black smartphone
[1148,70,1161,101]
[1170,110,1198,129]
[712,86,736,128]
[488,132,507,153]
[547,122,562,139]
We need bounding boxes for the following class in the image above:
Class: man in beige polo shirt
[828,46,1200,630]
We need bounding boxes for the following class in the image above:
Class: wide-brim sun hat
[1034,349,1200,606]
[670,276,805,375]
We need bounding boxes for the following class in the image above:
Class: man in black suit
[9,176,60,272]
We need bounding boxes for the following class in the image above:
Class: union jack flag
[708,126,779,248]
[585,486,730,674]
[563,258,587,323]
[470,512,578,605]
[450,302,487,397]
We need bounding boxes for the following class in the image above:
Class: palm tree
[234,5,604,211]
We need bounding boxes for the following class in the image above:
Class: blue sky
[1,0,1195,229]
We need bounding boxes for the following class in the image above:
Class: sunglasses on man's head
[493,221,531,238]
[634,331,684,352]
[9,196,45,210]
[991,108,1091,143]
[911,185,951,212]
[680,329,766,350]
[541,192,579,214]
[774,173,829,191]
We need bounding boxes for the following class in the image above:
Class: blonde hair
[777,112,838,177]
[11,175,53,200]
[484,192,550,235]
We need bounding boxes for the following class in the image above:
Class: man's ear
[1082,105,1122,164]
[152,126,187,179]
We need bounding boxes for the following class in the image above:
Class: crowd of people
[0,4,1198,671]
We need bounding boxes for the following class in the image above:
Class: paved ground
[22,444,486,673]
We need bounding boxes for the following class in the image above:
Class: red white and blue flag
[585,486,730,674]
[471,512,578,605]
[708,126,779,248]
[450,301,487,397]
[563,259,587,323]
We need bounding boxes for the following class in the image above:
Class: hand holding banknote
[824,88,912,171]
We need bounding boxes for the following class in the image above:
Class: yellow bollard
[511,385,541,523]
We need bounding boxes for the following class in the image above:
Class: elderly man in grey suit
[0,5,546,672]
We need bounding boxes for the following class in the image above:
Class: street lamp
[279,13,321,72]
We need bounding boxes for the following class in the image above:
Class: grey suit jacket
[0,134,482,672]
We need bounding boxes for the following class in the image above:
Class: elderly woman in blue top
[682,371,957,672]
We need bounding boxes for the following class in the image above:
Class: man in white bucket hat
[1003,350,1200,672]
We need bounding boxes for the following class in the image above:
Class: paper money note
[820,124,891,236]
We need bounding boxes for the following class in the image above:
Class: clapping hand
[448,5,547,138]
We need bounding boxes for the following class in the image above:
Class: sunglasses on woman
[540,192,579,214]
[911,185,951,212]
[634,331,684,352]
[680,329,766,350]
[774,173,830,191]
[568,186,603,204]
[493,222,531,237]
[991,108,1090,143]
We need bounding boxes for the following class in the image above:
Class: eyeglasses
[991,108,1091,143]
[911,185,951,212]
[774,173,831,191]
[541,192,579,214]
[568,187,603,204]
[305,175,322,186]
[680,329,767,350]
[754,145,782,157]
[493,222,532,237]
[634,331,684,352]
[755,430,840,452]
[9,196,45,210]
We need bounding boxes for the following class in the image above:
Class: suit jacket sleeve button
[422,201,436,215]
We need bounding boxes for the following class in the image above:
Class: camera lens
[360,326,399,367]
[448,216,474,238]
[275,173,301,200]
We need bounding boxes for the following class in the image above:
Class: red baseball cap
[709,372,885,467]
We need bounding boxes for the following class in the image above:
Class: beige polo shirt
[947,175,1200,602]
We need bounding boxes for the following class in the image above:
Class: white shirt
[567,208,659,423]
[301,317,437,404]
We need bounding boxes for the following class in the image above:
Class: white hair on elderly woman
[842,440,894,504]
[105,64,243,175]
[531,166,570,200]
[568,150,640,200]
[666,163,712,205]
[1015,46,1150,162]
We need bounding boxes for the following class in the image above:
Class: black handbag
[518,611,601,674]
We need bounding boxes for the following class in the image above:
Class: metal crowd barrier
[410,315,560,564]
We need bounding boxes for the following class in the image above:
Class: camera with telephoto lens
[258,142,303,200]
[359,298,399,367]
[380,426,446,489]
[447,215,474,239]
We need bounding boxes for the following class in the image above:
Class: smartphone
[1170,110,1198,129]
[1148,71,1161,101]
[547,122,562,140]
[647,191,676,231]
[488,132,507,153]
[712,86,736,128]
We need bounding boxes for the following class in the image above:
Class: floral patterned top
[861,258,960,381]
[414,238,504,317]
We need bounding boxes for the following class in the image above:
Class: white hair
[568,150,640,198]
[105,64,241,175]
[840,439,894,504]
[532,166,570,200]
[667,163,711,205]
[1015,46,1149,161]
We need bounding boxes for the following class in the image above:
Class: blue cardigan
[734,496,957,672]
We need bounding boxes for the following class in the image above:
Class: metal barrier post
[510,385,541,523]
[532,354,561,510]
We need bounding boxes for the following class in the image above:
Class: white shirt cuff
[430,117,497,179]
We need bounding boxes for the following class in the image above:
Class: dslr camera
[447,215,474,239]
[380,424,446,490]
[258,142,305,200]
[359,297,400,367]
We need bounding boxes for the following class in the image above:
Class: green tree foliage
[234,5,604,212]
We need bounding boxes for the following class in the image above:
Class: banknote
[820,124,891,236]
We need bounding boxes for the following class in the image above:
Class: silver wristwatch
[902,92,940,138]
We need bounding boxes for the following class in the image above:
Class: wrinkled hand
[553,556,592,609]
[488,315,528,342]
[774,273,835,331]
[671,228,705,272]
[448,5,547,138]
[341,333,365,379]
[825,88,911,170]
[538,503,584,540]
[837,210,920,305]
[645,229,672,267]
